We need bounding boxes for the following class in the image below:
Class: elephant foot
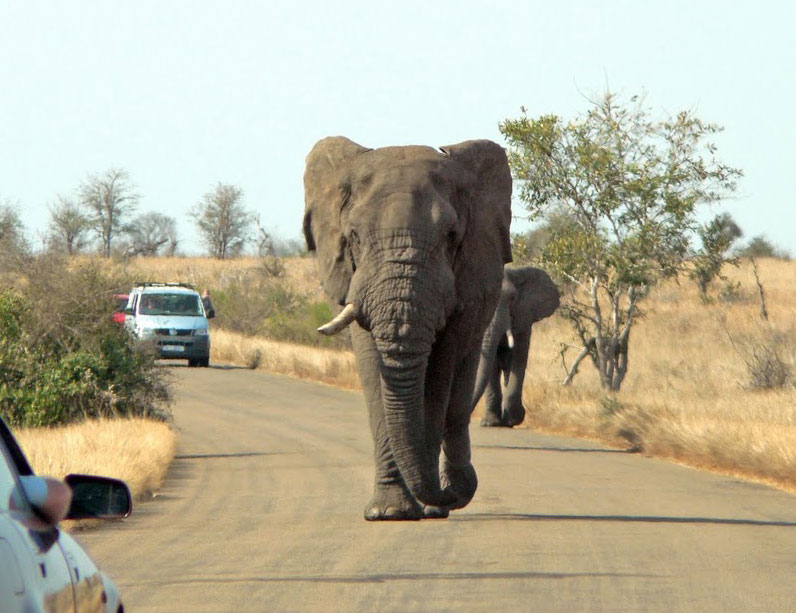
[422,505,450,519]
[364,484,423,521]
[480,413,510,427]
[441,463,478,510]
[503,405,526,427]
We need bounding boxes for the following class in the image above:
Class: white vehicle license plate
[164,345,184,352]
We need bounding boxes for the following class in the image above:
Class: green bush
[0,257,171,428]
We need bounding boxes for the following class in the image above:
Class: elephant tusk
[317,303,359,336]
[506,330,515,349]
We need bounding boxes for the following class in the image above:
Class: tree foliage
[192,183,252,259]
[735,235,791,260]
[690,212,743,299]
[500,91,742,390]
[0,202,28,273]
[78,168,139,257]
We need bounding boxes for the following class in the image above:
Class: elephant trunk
[364,254,456,508]
[471,299,511,411]
[378,355,450,506]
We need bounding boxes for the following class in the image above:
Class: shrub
[744,343,793,390]
[0,257,172,427]
[211,273,351,349]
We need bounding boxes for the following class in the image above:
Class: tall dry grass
[89,255,324,298]
[212,328,359,389]
[16,418,177,500]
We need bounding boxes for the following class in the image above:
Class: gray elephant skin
[303,136,512,520]
[471,265,560,428]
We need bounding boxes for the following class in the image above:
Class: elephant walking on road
[471,266,560,427]
[304,137,513,520]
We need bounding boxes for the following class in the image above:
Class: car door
[0,434,76,613]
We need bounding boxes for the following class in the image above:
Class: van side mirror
[206,308,215,319]
[124,307,134,315]
[64,474,133,520]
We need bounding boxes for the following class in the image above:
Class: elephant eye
[347,229,362,266]
[446,228,461,262]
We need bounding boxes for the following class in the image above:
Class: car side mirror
[124,308,134,315]
[64,474,133,520]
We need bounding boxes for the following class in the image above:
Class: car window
[0,443,19,512]
[139,293,203,316]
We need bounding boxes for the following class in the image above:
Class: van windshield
[139,293,203,316]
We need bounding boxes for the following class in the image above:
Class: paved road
[77,366,796,612]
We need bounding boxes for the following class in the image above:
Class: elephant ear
[508,266,561,321]
[303,137,369,305]
[440,140,513,307]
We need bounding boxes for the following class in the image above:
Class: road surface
[77,366,796,612]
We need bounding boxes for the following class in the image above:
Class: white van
[125,283,214,367]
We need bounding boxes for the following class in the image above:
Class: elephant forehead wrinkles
[361,229,442,261]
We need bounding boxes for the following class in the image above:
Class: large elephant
[471,265,560,427]
[303,137,512,521]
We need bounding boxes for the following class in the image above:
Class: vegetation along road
[77,366,796,612]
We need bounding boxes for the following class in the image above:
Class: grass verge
[16,418,177,504]
[212,328,359,389]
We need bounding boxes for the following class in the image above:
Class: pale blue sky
[1,1,794,254]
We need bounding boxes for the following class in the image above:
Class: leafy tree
[500,91,742,390]
[735,235,791,260]
[690,212,743,299]
[78,168,139,257]
[511,206,580,264]
[192,183,252,259]
[125,212,178,256]
[47,195,90,254]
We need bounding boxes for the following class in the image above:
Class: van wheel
[188,359,198,367]
[200,357,210,367]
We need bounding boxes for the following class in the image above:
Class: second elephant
[471,265,560,427]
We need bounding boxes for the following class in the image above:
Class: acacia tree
[192,183,252,259]
[500,91,742,391]
[78,168,139,257]
[48,195,90,254]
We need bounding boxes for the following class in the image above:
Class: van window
[139,294,203,316]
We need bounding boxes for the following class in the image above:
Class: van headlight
[137,327,156,340]
[193,328,209,336]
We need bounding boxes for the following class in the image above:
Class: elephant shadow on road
[468,444,795,528]
[454,513,796,528]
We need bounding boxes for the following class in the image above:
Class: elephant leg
[481,340,509,427]
[440,348,479,509]
[350,324,423,521]
[502,330,531,427]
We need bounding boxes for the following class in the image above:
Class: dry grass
[212,328,359,389]
[16,418,177,500]
[88,254,324,298]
